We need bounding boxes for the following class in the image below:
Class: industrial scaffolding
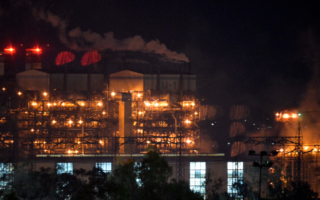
[0,90,201,167]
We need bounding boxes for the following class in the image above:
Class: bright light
[77,141,81,144]
[283,113,289,119]
[191,102,195,106]
[97,102,102,106]
[2,87,5,91]
[99,140,103,144]
[62,102,65,106]
[304,146,308,150]
[81,102,85,106]
[68,150,71,154]
[186,103,189,106]
[194,112,198,115]
[145,102,150,106]
[164,103,168,106]
[4,48,15,54]
[18,91,22,95]
[111,92,116,96]
[32,102,37,106]
[43,92,47,96]
[79,120,83,124]
[30,129,34,132]
[155,103,159,107]
[186,139,191,144]
[53,103,57,106]
[280,149,284,152]
[185,120,191,124]
[102,111,106,115]
[68,120,73,124]
[52,120,56,124]
[137,93,141,97]
[75,150,78,153]
[138,111,142,115]
[47,103,51,106]
[276,113,279,116]
[146,141,150,144]
[291,114,297,118]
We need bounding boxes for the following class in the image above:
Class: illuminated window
[95,162,112,173]
[135,162,142,186]
[190,162,206,198]
[227,162,243,197]
[57,163,73,175]
[0,163,13,190]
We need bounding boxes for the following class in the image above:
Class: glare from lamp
[111,92,116,96]
[18,91,22,95]
[43,92,47,96]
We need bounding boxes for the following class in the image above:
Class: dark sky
[1,0,320,117]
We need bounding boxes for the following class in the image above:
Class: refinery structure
[2,47,320,198]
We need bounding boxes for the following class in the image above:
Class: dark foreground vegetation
[0,148,203,200]
[0,148,318,200]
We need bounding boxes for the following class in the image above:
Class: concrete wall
[110,70,144,92]
[16,70,50,91]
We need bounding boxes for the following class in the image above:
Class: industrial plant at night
[0,46,320,199]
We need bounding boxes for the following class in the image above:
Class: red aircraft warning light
[26,48,42,56]
[4,47,15,55]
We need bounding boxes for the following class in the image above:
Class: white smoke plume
[35,11,189,62]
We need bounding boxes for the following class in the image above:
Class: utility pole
[249,150,278,200]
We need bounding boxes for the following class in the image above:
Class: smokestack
[25,48,42,70]
[180,64,183,99]
[157,64,160,92]
[0,48,15,77]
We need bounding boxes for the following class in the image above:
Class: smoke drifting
[278,30,320,145]
[35,11,189,62]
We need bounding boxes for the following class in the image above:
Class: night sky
[1,0,320,117]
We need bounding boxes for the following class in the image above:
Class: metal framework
[0,90,201,181]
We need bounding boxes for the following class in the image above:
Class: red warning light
[4,47,15,55]
[81,50,101,66]
[26,48,42,55]
[55,51,75,66]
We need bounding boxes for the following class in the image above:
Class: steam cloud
[35,11,189,62]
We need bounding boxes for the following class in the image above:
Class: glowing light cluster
[144,101,168,107]
[275,110,300,122]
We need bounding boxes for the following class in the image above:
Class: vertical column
[118,93,132,154]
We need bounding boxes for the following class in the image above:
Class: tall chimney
[25,48,42,70]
